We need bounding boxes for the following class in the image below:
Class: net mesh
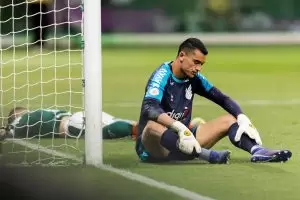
[0,0,84,166]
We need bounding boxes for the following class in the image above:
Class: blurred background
[1,0,300,48]
[99,0,300,33]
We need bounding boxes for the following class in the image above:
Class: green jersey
[10,109,71,138]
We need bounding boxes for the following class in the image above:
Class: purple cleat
[251,148,292,163]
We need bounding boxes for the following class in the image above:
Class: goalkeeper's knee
[65,111,85,138]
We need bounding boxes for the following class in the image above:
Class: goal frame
[83,0,103,167]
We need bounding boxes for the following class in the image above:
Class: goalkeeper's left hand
[170,121,201,155]
[234,114,262,145]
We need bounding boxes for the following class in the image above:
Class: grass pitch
[1,45,300,200]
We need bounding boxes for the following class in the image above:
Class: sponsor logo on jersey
[167,110,184,120]
[151,68,168,88]
[167,107,190,121]
[148,87,159,96]
[185,84,192,100]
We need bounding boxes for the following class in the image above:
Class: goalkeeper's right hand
[170,121,201,155]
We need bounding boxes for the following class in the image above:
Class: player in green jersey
[0,107,137,140]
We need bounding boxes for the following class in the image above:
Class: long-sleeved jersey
[137,61,242,137]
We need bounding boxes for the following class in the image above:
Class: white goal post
[83,0,102,166]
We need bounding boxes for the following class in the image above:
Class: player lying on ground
[0,107,137,140]
[135,37,292,164]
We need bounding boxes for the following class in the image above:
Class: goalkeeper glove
[170,121,201,155]
[234,114,262,145]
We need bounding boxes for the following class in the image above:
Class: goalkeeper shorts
[135,126,197,163]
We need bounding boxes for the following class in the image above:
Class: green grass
[1,46,300,200]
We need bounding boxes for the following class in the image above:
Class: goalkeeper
[0,107,137,140]
[136,37,292,164]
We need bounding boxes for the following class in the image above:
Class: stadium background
[1,0,300,46]
[1,1,300,200]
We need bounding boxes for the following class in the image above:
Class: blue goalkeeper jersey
[137,61,214,137]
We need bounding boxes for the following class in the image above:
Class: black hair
[177,38,208,56]
[7,107,27,125]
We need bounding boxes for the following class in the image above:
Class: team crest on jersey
[149,87,159,96]
[185,85,192,100]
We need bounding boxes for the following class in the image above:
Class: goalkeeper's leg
[194,114,292,162]
[227,123,292,162]
[137,120,230,164]
[193,114,236,149]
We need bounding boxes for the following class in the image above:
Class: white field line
[6,139,214,200]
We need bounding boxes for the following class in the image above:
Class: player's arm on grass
[65,111,137,139]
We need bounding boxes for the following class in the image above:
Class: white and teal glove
[170,121,201,155]
[235,114,262,145]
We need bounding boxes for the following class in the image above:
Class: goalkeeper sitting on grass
[135,37,292,164]
[0,107,137,140]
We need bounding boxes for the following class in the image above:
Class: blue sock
[160,129,179,152]
[160,129,197,160]
[228,122,258,154]
[250,146,264,154]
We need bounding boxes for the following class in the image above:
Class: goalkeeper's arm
[141,98,177,128]
[203,86,262,145]
[142,98,201,154]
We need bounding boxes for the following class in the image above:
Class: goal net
[0,0,100,166]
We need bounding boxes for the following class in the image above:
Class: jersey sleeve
[192,73,214,96]
[141,64,171,121]
[202,87,243,117]
[144,66,170,102]
[192,73,243,117]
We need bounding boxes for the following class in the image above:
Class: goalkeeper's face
[179,49,206,78]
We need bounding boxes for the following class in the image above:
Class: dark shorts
[135,126,198,163]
